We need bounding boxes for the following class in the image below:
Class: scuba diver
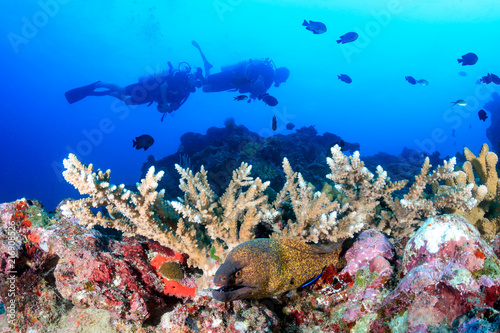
[64,62,203,121]
[192,40,289,104]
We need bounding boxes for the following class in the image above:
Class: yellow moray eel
[212,238,347,302]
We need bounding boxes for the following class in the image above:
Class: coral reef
[451,143,500,240]
[141,123,359,199]
[163,215,500,332]
[62,143,480,290]
[4,135,500,331]
[0,199,198,331]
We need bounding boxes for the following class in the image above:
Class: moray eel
[212,238,347,302]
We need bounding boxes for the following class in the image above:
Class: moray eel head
[212,239,273,302]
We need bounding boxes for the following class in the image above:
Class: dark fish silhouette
[260,93,278,106]
[338,74,352,84]
[478,109,488,121]
[452,129,456,137]
[480,73,500,85]
[302,20,327,34]
[286,123,295,130]
[337,32,358,44]
[234,95,248,101]
[480,74,492,84]
[457,52,478,66]
[133,135,154,151]
[272,116,277,131]
[405,76,417,85]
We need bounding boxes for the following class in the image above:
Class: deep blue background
[0,0,498,210]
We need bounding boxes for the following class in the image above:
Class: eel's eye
[235,270,242,278]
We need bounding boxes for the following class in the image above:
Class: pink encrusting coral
[0,199,200,330]
[371,214,500,331]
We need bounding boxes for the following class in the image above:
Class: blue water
[1,0,498,210]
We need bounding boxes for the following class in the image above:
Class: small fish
[491,74,500,84]
[458,71,467,77]
[234,95,248,101]
[302,20,327,34]
[451,99,467,106]
[405,76,417,85]
[452,129,456,137]
[286,123,295,130]
[133,134,154,151]
[260,93,278,106]
[337,32,358,44]
[338,74,352,84]
[478,109,488,121]
[481,73,500,85]
[416,79,429,85]
[272,115,277,131]
[480,74,493,84]
[457,52,478,66]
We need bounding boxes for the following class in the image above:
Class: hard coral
[451,144,500,240]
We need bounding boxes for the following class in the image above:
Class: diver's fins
[64,81,100,104]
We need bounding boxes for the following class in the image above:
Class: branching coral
[61,144,485,288]
[378,156,482,237]
[447,144,500,239]
[273,146,405,243]
[61,154,212,275]
[170,162,276,267]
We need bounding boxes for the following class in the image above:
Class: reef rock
[372,214,500,332]
[0,199,196,331]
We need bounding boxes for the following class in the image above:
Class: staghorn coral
[448,144,500,239]
[378,155,482,237]
[61,154,207,273]
[61,145,483,290]
[170,162,276,270]
[273,146,405,243]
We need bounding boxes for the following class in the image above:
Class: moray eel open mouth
[212,285,255,302]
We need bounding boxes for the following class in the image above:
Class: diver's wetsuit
[125,76,164,105]
[121,71,194,106]
[203,59,274,99]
